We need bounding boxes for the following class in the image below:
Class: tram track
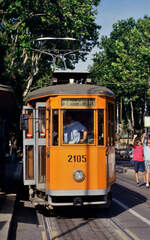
[36,174,149,240]
[109,217,140,240]
[39,206,136,240]
[37,173,150,240]
[9,174,150,240]
[40,207,142,240]
[42,216,51,240]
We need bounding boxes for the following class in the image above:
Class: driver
[63,111,87,144]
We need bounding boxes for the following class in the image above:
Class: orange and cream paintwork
[23,83,115,206]
[46,96,115,192]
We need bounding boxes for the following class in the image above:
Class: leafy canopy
[0,0,101,98]
[90,16,150,131]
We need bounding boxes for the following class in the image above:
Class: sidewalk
[0,190,16,240]
[0,162,22,240]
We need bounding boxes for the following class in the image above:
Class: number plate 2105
[68,155,87,163]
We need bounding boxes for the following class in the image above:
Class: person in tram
[63,111,88,144]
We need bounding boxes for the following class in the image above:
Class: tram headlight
[73,170,85,182]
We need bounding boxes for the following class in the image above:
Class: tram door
[35,102,46,190]
[23,106,35,185]
[23,103,46,189]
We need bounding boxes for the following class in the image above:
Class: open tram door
[22,103,46,191]
[35,102,46,190]
[22,106,35,186]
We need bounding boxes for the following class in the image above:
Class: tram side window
[25,145,34,180]
[98,110,104,145]
[63,109,94,144]
[25,109,34,138]
[108,103,115,145]
[38,146,46,183]
[52,110,58,145]
[38,107,46,138]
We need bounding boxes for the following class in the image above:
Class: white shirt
[63,120,86,144]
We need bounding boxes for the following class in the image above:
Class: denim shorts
[134,161,145,172]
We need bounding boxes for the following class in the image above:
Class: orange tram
[21,71,115,207]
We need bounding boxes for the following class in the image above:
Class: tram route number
[68,155,87,163]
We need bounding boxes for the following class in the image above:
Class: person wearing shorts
[142,133,150,188]
[132,135,146,186]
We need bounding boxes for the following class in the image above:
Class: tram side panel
[106,101,116,186]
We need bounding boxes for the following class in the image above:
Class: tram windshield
[63,109,94,144]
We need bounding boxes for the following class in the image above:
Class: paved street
[6,165,150,240]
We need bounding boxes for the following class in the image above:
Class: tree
[0,0,101,145]
[90,16,150,133]
[0,0,101,99]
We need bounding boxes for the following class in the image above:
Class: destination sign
[61,98,95,107]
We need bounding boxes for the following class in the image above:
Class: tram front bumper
[48,194,111,206]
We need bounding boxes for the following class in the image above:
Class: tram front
[45,85,115,207]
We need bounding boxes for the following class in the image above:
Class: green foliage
[0,0,101,98]
[90,16,150,131]
[0,0,101,142]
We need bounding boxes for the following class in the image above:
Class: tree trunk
[129,100,134,132]
[23,52,41,98]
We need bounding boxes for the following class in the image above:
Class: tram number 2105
[68,155,87,163]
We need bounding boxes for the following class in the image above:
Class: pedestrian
[131,134,146,186]
[142,133,150,188]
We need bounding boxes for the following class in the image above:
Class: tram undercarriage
[28,184,112,208]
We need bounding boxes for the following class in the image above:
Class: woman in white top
[143,133,150,188]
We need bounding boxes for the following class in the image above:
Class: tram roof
[27,84,114,101]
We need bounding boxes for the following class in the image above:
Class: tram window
[63,109,94,144]
[25,109,34,138]
[48,109,51,146]
[20,114,28,130]
[38,146,46,183]
[98,110,104,145]
[52,110,58,145]
[108,103,115,145]
[38,107,46,138]
[25,145,34,180]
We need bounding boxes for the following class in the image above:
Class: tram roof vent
[69,78,74,84]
